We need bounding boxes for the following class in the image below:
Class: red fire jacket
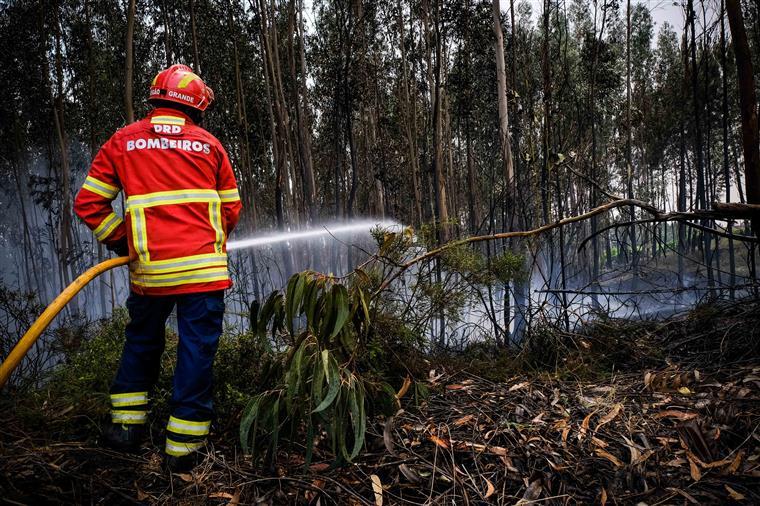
[74,108,243,295]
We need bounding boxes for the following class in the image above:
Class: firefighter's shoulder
[110,119,147,140]
[189,126,228,154]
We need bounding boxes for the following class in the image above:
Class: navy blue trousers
[110,291,224,429]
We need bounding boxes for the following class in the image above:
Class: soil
[1,298,759,505]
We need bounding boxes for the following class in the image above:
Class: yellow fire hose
[0,256,129,389]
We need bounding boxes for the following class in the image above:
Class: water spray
[227,220,401,251]
[0,220,399,388]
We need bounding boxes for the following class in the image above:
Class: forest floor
[1,299,760,505]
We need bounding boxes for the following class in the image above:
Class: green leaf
[329,284,350,339]
[319,288,336,341]
[239,395,261,451]
[358,288,371,325]
[313,352,340,413]
[257,292,278,338]
[340,329,357,353]
[304,418,315,467]
[285,339,307,413]
[349,380,366,460]
[303,277,320,329]
[286,273,307,334]
[270,395,281,464]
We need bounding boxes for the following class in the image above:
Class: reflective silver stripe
[83,176,119,199]
[130,267,229,288]
[165,438,204,457]
[167,416,211,436]
[111,410,147,424]
[132,254,228,275]
[218,189,240,202]
[111,392,148,407]
[94,213,123,241]
[132,208,149,262]
[209,201,224,254]
[151,115,185,125]
[126,190,219,211]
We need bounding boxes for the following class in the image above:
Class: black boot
[101,422,146,452]
[163,451,203,473]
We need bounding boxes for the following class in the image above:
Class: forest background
[2,0,760,502]
[1,0,760,353]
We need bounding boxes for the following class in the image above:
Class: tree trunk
[229,5,257,225]
[125,0,136,123]
[492,0,514,189]
[720,0,736,297]
[687,0,715,296]
[86,0,109,314]
[190,0,201,73]
[725,0,760,238]
[431,0,449,243]
[626,0,638,284]
[160,0,173,65]
[52,3,72,285]
[397,1,423,226]
[296,1,316,223]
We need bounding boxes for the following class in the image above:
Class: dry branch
[374,198,760,296]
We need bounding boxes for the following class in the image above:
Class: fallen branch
[373,198,760,296]
[536,283,760,296]
[712,202,760,219]
[577,217,759,253]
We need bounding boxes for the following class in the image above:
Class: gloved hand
[107,238,129,257]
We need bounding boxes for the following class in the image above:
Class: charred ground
[1,298,759,505]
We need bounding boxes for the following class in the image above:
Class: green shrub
[214,329,271,418]
[239,271,406,466]
[52,308,130,406]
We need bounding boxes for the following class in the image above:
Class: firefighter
[74,64,242,472]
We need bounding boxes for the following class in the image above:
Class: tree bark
[492,0,514,189]
[125,0,136,123]
[397,1,423,226]
[626,0,638,282]
[52,3,71,283]
[720,0,736,296]
[725,0,760,238]
[228,4,257,224]
[190,0,201,73]
[431,0,449,242]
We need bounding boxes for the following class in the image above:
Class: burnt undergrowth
[1,295,759,504]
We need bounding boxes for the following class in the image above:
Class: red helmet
[148,64,215,111]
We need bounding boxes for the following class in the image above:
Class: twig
[375,199,658,296]
[374,198,760,297]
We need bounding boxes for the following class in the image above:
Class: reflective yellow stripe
[131,208,150,262]
[111,391,148,399]
[111,410,147,424]
[167,416,211,436]
[83,176,119,199]
[177,73,200,89]
[132,253,228,275]
[218,188,240,202]
[126,189,219,211]
[93,212,123,241]
[209,201,225,254]
[110,391,148,407]
[131,267,229,288]
[165,438,204,457]
[150,115,186,126]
